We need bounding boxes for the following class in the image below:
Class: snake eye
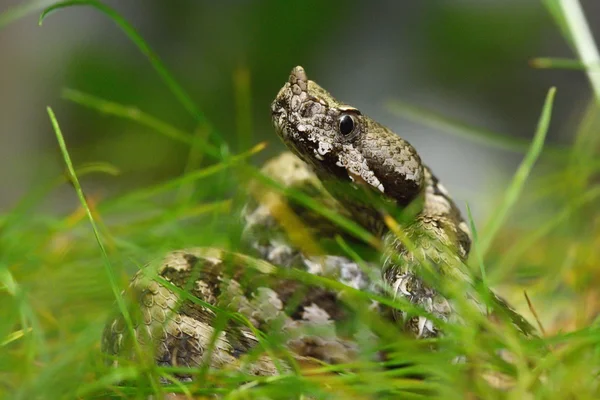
[338,114,356,136]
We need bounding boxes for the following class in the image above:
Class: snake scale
[102,66,533,380]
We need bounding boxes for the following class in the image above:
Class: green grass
[2,1,600,399]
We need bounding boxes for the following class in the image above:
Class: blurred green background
[2,0,596,214]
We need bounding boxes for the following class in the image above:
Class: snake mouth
[270,105,288,140]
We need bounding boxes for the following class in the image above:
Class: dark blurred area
[0,0,598,219]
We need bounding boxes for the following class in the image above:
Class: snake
[102,66,534,380]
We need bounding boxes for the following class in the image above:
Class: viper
[102,66,534,379]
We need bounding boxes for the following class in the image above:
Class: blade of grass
[0,179,62,238]
[542,0,574,46]
[0,0,54,28]
[230,250,431,331]
[334,235,382,285]
[388,94,551,337]
[385,99,568,162]
[556,0,600,102]
[155,373,193,400]
[492,185,600,281]
[73,161,120,177]
[176,123,212,204]
[523,291,546,337]
[40,0,228,154]
[245,166,379,249]
[466,203,487,289]
[46,106,161,394]
[62,88,224,205]
[0,163,120,266]
[152,275,291,376]
[104,142,266,208]
[116,199,232,232]
[0,162,119,235]
[0,268,17,297]
[530,57,599,71]
[380,212,528,339]
[0,265,47,378]
[0,327,32,347]
[62,88,220,159]
[74,367,141,398]
[233,65,253,153]
[19,318,128,398]
[568,95,600,188]
[479,88,556,256]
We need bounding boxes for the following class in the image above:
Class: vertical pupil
[339,115,354,135]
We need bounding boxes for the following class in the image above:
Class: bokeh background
[1,0,599,332]
[1,0,597,212]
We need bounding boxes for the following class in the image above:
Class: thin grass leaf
[246,166,379,249]
[523,291,546,337]
[385,100,534,153]
[40,0,227,152]
[334,235,381,285]
[224,250,429,338]
[542,0,574,47]
[523,336,597,391]
[0,327,32,347]
[569,98,600,187]
[267,255,442,327]
[0,163,118,240]
[62,88,191,143]
[74,367,141,398]
[555,0,600,102]
[62,88,220,159]
[385,99,570,165]
[118,199,232,231]
[73,161,120,177]
[380,213,527,341]
[156,373,193,400]
[0,263,18,296]
[0,264,48,380]
[466,203,486,285]
[18,318,129,398]
[0,179,61,238]
[233,66,253,153]
[529,57,600,71]
[479,87,556,256]
[104,142,266,208]
[0,0,54,28]
[492,185,600,281]
[152,275,292,375]
[177,124,213,203]
[46,106,161,393]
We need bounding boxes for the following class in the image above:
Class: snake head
[271,66,424,207]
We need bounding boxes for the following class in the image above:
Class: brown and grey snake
[102,66,535,380]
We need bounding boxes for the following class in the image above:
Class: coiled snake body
[102,66,528,379]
